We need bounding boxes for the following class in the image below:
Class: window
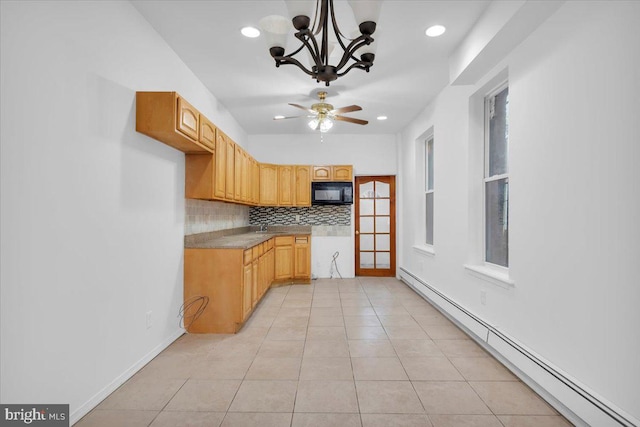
[484,85,509,267]
[425,136,434,245]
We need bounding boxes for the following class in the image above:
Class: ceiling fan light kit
[259,0,382,86]
[275,91,368,133]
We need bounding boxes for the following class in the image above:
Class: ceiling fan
[274,91,368,132]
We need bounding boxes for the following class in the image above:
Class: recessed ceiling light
[274,115,285,120]
[425,25,446,37]
[241,26,260,38]
[377,115,388,121]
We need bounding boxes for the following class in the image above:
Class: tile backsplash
[185,199,250,235]
[250,205,351,226]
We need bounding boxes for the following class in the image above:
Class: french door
[355,176,396,276]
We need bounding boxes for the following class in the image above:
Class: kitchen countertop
[185,225,312,249]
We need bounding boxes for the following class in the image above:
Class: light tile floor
[78,278,573,427]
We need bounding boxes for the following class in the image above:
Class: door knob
[355,230,360,235]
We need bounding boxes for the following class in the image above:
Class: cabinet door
[274,245,293,280]
[225,138,235,200]
[198,115,216,150]
[252,160,260,205]
[278,165,294,206]
[259,164,278,205]
[295,165,311,206]
[332,165,353,181]
[252,259,259,307]
[176,96,199,141]
[312,166,332,181]
[243,263,253,320]
[214,131,226,199]
[241,151,250,203]
[294,236,311,279]
[234,145,243,201]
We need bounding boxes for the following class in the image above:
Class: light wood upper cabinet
[137,93,355,206]
[295,165,311,206]
[136,92,211,153]
[185,153,215,200]
[259,164,278,206]
[312,165,353,182]
[278,165,295,206]
[312,166,332,181]
[176,96,199,141]
[198,115,216,150]
[234,145,243,201]
[332,165,353,181]
[225,137,235,200]
[252,160,260,205]
[242,151,251,203]
[214,130,227,199]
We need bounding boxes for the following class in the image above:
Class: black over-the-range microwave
[311,181,353,205]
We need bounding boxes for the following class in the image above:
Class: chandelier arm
[299,31,323,68]
[349,36,374,63]
[334,36,371,71]
[275,56,316,77]
[285,39,309,59]
[320,0,331,66]
[311,0,323,36]
[329,1,352,54]
[335,61,371,77]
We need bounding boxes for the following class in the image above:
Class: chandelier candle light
[259,0,382,86]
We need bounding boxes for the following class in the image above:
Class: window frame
[483,81,509,271]
[425,135,434,247]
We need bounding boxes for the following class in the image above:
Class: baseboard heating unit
[398,267,638,427]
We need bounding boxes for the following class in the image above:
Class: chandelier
[259,0,382,86]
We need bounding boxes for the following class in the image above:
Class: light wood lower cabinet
[184,237,293,333]
[274,235,312,284]
[294,235,311,279]
[274,237,294,280]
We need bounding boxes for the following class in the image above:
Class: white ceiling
[131,0,491,135]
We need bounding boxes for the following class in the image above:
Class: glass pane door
[355,176,396,276]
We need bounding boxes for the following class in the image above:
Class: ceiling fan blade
[273,115,305,120]
[330,105,362,114]
[289,103,315,114]
[334,115,368,125]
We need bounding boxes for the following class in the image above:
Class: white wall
[248,133,397,176]
[249,133,397,278]
[397,1,640,425]
[0,1,245,423]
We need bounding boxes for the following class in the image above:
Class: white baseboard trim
[69,328,185,426]
[398,267,638,427]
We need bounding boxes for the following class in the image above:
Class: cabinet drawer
[252,246,259,259]
[294,236,309,244]
[266,238,274,250]
[275,236,294,246]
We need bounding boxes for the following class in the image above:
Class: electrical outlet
[480,290,487,306]
[146,311,153,329]
[295,214,300,222]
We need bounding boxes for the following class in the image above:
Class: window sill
[463,264,514,289]
[413,245,435,257]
